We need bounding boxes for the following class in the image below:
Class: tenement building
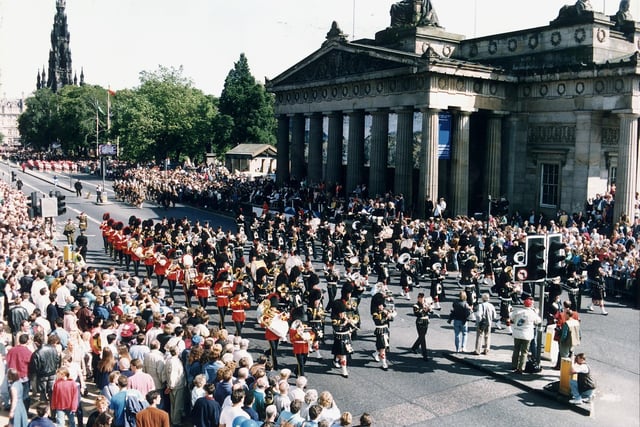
[266,0,639,223]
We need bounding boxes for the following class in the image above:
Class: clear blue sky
[0,0,637,99]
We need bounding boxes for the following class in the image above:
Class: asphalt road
[1,161,638,427]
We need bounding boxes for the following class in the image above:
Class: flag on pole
[107,87,114,131]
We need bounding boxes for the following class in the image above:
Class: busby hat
[102,213,111,221]
[332,299,347,314]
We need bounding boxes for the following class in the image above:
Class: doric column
[369,109,389,198]
[308,113,324,185]
[325,112,343,188]
[290,114,306,183]
[276,114,290,186]
[395,107,414,211]
[451,110,471,217]
[485,113,503,200]
[346,110,365,196]
[418,108,440,218]
[614,113,639,223]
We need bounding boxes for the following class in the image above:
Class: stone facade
[0,98,24,146]
[267,5,640,223]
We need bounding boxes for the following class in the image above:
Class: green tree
[218,53,275,150]
[17,85,110,155]
[17,88,59,150]
[112,65,217,164]
[57,84,110,156]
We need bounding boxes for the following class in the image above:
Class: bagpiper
[371,299,396,371]
[331,300,357,378]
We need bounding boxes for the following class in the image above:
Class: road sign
[515,266,528,281]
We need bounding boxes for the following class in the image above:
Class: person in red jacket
[5,334,32,408]
[154,253,169,288]
[51,367,79,427]
[214,267,234,328]
[229,285,250,337]
[289,320,315,377]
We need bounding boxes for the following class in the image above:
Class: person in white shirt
[288,376,307,403]
[218,386,249,427]
[474,293,498,355]
[509,295,542,373]
[142,341,165,392]
[165,345,186,426]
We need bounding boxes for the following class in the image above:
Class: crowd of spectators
[0,178,376,427]
[2,151,639,426]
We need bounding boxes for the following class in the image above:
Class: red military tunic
[195,273,212,298]
[229,295,250,322]
[154,256,169,277]
[166,262,181,282]
[289,327,313,355]
[214,281,234,308]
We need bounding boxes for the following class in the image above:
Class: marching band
[94,208,525,379]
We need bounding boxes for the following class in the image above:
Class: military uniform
[411,293,432,360]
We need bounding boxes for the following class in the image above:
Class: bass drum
[268,315,289,339]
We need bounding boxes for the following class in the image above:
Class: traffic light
[525,235,546,281]
[546,234,566,279]
[55,191,66,215]
[27,191,39,219]
[491,197,510,216]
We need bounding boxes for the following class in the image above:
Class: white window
[608,166,617,189]
[540,163,560,207]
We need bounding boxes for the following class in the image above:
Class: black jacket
[30,344,61,378]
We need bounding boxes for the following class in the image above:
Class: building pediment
[268,44,419,90]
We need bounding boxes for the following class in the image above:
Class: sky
[0,0,638,99]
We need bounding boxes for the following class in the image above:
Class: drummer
[259,296,288,370]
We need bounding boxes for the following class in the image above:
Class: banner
[438,112,451,159]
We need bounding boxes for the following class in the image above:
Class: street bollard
[63,244,73,262]
[542,324,558,361]
[559,357,573,396]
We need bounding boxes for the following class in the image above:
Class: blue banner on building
[438,113,451,159]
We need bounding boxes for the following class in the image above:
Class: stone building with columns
[266,2,639,223]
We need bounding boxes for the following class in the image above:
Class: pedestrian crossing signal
[55,191,66,215]
[27,192,40,218]
[525,236,546,281]
[546,235,566,279]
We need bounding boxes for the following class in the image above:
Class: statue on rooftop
[555,0,593,22]
[615,0,634,23]
[390,0,440,28]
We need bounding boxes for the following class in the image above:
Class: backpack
[124,391,148,427]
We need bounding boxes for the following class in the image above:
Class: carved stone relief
[527,125,576,145]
